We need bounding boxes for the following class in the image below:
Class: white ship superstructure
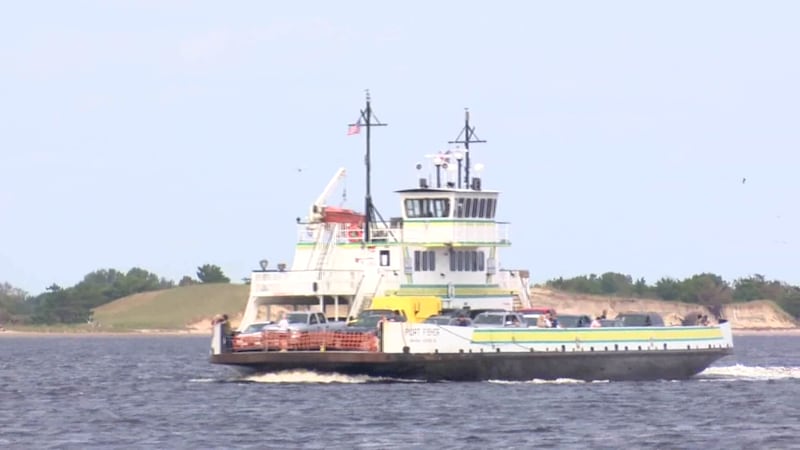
[238,103,532,331]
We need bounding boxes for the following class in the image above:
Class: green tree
[600,272,633,295]
[633,277,648,296]
[196,264,230,284]
[655,277,681,300]
[27,268,175,324]
[680,273,732,306]
[0,282,31,324]
[179,276,197,287]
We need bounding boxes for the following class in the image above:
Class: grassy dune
[91,284,249,330]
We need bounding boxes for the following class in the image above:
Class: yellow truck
[364,295,442,324]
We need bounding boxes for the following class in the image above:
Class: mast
[448,108,486,189]
[348,90,387,243]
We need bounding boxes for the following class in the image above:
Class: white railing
[495,222,511,244]
[401,221,511,245]
[294,221,508,245]
[249,270,363,296]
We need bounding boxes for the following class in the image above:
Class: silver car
[472,311,526,328]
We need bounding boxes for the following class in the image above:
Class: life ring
[347,224,363,243]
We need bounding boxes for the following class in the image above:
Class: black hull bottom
[210,348,733,382]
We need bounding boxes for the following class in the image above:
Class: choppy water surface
[1,334,798,449]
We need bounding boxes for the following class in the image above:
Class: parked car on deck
[472,311,526,328]
[557,314,593,328]
[598,318,624,327]
[231,321,273,351]
[424,315,473,326]
[615,312,664,327]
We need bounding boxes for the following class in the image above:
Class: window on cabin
[414,250,435,272]
[464,198,472,218]
[406,198,450,218]
[471,197,479,217]
[405,199,418,218]
[379,250,390,267]
[448,250,486,272]
[455,198,465,218]
[433,199,450,217]
[486,198,495,218]
[478,198,486,218]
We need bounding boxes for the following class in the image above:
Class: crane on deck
[307,168,364,226]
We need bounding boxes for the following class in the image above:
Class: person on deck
[220,314,232,350]
[278,313,290,330]
[590,316,603,328]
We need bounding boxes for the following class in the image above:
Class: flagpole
[365,93,372,243]
[348,90,387,244]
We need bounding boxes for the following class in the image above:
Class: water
[1,334,798,449]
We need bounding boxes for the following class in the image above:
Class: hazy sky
[2,1,799,295]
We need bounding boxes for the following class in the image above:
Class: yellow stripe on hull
[471,327,724,344]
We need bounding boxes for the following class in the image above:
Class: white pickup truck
[264,311,346,333]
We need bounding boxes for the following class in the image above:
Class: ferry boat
[210,95,734,381]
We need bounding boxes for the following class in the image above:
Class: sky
[1,1,799,295]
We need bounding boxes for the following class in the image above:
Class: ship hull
[210,347,732,382]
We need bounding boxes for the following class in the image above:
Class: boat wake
[489,378,609,385]
[239,370,421,384]
[697,364,800,381]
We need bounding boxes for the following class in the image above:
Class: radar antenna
[448,108,486,189]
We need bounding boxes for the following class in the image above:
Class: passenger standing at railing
[220,314,232,350]
[277,312,290,351]
[278,312,290,330]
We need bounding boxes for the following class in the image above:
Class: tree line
[545,272,800,319]
[0,264,231,325]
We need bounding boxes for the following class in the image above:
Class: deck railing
[296,221,510,245]
[249,270,363,296]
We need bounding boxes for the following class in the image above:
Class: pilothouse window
[405,198,451,218]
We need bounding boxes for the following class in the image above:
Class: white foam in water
[699,364,800,381]
[490,378,606,385]
[242,370,391,384]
